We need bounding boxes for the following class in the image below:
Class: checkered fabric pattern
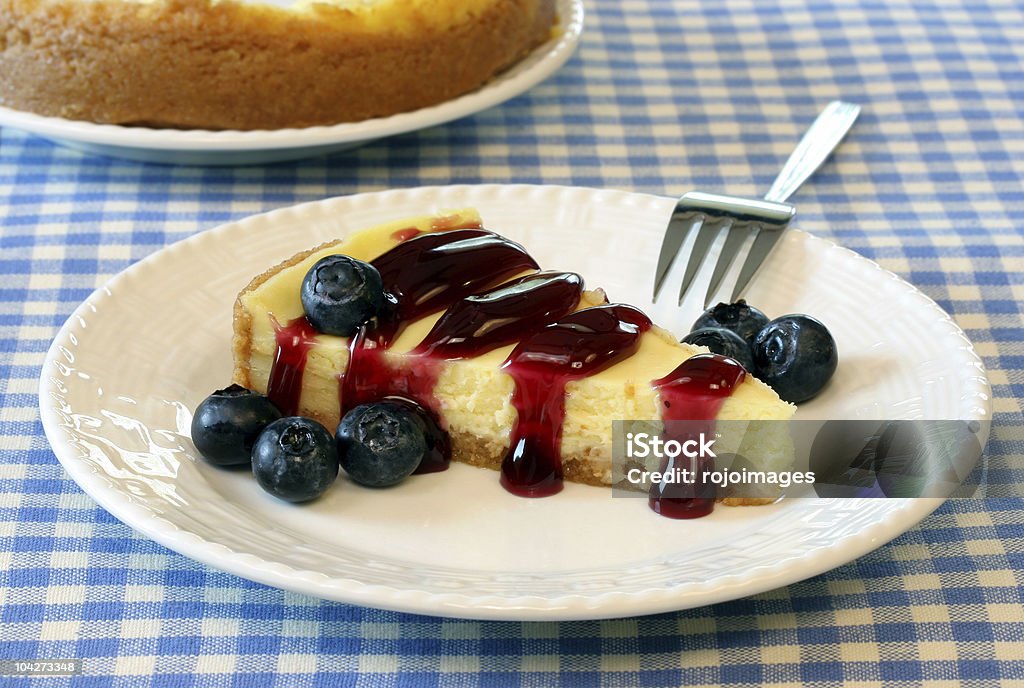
[2,0,1023,684]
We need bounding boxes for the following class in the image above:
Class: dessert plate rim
[0,0,583,165]
[38,184,992,620]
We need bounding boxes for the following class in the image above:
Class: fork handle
[763,101,861,204]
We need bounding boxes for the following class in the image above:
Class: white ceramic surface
[39,185,992,620]
[0,0,582,166]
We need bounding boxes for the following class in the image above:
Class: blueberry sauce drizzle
[647,354,747,519]
[370,229,540,345]
[265,226,747,513]
[413,271,584,359]
[499,305,652,497]
[267,315,319,416]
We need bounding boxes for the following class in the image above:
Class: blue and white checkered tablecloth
[2,0,1023,684]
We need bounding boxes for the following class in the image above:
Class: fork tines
[653,191,796,307]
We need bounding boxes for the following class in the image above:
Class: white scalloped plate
[39,185,991,620]
[0,0,581,165]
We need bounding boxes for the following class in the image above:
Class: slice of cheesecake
[232,210,795,500]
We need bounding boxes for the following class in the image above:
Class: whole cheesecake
[232,210,796,504]
[0,0,557,129]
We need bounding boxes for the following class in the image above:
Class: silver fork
[652,101,861,307]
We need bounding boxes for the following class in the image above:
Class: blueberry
[692,300,770,344]
[681,327,755,372]
[252,417,339,502]
[301,255,384,336]
[191,384,282,467]
[752,314,838,404]
[336,400,436,487]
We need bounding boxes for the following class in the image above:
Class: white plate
[0,0,582,166]
[39,185,992,620]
